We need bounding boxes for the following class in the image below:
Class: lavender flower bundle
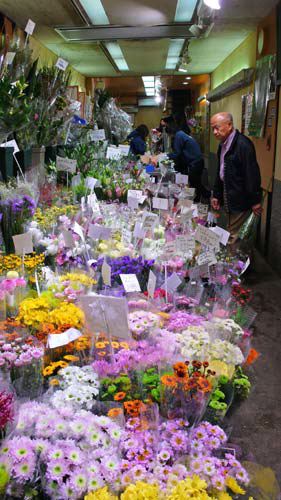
[0,194,36,254]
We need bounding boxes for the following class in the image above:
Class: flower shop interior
[0,0,280,498]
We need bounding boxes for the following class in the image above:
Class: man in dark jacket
[211,112,262,245]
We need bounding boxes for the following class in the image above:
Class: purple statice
[91,255,154,282]
[0,389,14,431]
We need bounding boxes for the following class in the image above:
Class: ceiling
[0,0,279,77]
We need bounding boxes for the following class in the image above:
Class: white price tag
[127,196,139,209]
[90,129,106,141]
[153,197,169,210]
[106,146,122,160]
[162,241,177,259]
[55,57,69,71]
[72,174,81,187]
[120,274,141,293]
[210,226,230,246]
[165,272,182,293]
[147,270,157,298]
[133,222,146,239]
[194,224,221,249]
[176,235,195,255]
[81,196,86,212]
[48,328,81,348]
[122,228,132,246]
[128,189,143,199]
[189,263,209,280]
[198,204,209,216]
[72,222,85,241]
[142,212,158,232]
[88,224,112,241]
[85,177,98,190]
[80,294,131,339]
[13,233,33,255]
[197,250,217,267]
[119,145,130,156]
[185,187,195,197]
[102,261,111,286]
[176,173,188,185]
[0,139,19,153]
[56,156,77,173]
[25,19,36,35]
[62,230,75,248]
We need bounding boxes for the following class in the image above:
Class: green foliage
[233,367,251,399]
[0,74,31,139]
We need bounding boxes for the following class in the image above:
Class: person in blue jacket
[127,124,149,156]
[163,115,210,202]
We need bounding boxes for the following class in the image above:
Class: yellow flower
[121,481,159,500]
[59,273,96,287]
[217,493,232,500]
[48,302,85,329]
[49,378,60,386]
[64,355,80,362]
[84,487,117,500]
[225,477,246,495]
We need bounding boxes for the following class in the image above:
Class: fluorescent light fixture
[146,90,155,96]
[175,0,197,22]
[143,83,155,89]
[178,68,188,73]
[183,82,189,85]
[142,76,154,83]
[105,42,129,71]
[165,39,185,70]
[203,0,221,9]
[155,96,162,104]
[185,76,191,80]
[79,0,110,24]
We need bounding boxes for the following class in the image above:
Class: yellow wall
[135,107,163,131]
[211,32,257,90]
[29,36,86,91]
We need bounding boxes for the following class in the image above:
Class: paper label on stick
[128,190,143,199]
[153,197,169,210]
[176,235,195,255]
[25,19,36,35]
[119,145,130,156]
[102,261,111,286]
[194,224,221,249]
[72,174,81,187]
[127,196,139,209]
[133,222,146,239]
[85,177,98,190]
[120,274,141,293]
[13,232,33,255]
[185,187,195,197]
[62,230,75,248]
[88,224,112,241]
[165,272,182,293]
[56,156,77,173]
[142,212,158,232]
[122,228,132,246]
[106,146,122,160]
[147,270,157,298]
[162,241,177,259]
[48,328,81,348]
[189,263,209,280]
[240,257,250,275]
[197,250,217,267]
[5,52,16,65]
[79,294,131,339]
[0,139,19,153]
[56,57,69,71]
[198,204,209,216]
[72,222,85,241]
[210,226,230,246]
[90,129,106,141]
[176,173,188,185]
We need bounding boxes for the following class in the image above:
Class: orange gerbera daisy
[114,392,127,401]
[197,377,212,393]
[107,408,123,418]
[49,378,60,386]
[43,366,55,376]
[64,355,80,362]
[161,374,177,387]
[95,342,106,349]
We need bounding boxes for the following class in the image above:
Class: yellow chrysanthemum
[121,481,159,500]
[225,477,246,495]
[84,487,117,500]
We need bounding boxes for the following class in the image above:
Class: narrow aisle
[228,252,281,483]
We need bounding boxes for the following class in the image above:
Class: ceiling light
[105,42,129,70]
[165,39,185,70]
[155,96,162,104]
[175,0,197,22]
[185,76,191,80]
[79,0,110,24]
[142,76,154,83]
[179,68,188,73]
[146,90,155,96]
[203,0,221,9]
[183,82,189,85]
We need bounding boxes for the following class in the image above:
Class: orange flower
[108,408,123,418]
[95,342,106,349]
[111,341,120,349]
[114,392,127,401]
[245,348,260,366]
[119,342,129,350]
[64,355,79,362]
[56,361,69,368]
[161,374,177,387]
[43,366,55,376]
[197,377,212,393]
[49,378,60,386]
[97,351,107,357]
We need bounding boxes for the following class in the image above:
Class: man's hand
[211,198,220,211]
[252,203,262,216]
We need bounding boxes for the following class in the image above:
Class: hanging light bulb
[203,0,221,10]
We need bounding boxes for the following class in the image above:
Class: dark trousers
[189,159,211,202]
